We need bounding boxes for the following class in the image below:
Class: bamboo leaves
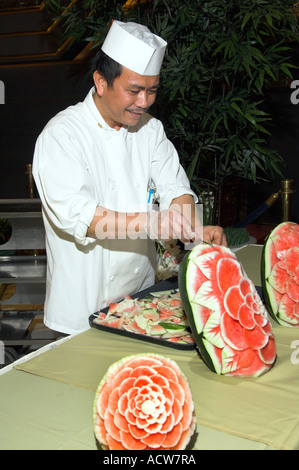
[147,0,299,191]
[43,0,299,201]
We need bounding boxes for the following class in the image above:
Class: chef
[33,20,226,335]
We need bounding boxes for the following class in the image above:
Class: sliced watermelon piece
[261,222,299,327]
[93,353,196,450]
[93,291,195,345]
[179,243,276,377]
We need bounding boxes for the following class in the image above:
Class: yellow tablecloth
[12,321,299,450]
[1,245,299,450]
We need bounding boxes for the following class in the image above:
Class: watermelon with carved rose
[261,222,299,327]
[178,243,276,377]
[93,353,196,450]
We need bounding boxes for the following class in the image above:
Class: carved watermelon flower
[93,354,196,450]
[220,273,276,373]
[179,244,276,377]
[263,222,299,326]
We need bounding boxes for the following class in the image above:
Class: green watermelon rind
[261,238,281,325]
[178,251,217,373]
[261,222,298,327]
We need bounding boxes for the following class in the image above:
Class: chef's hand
[145,208,196,244]
[203,225,227,246]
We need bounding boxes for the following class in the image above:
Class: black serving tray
[89,277,196,350]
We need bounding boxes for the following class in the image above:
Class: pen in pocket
[147,180,157,210]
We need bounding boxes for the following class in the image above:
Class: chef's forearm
[170,194,200,234]
[170,195,228,246]
[87,206,148,240]
[87,195,199,241]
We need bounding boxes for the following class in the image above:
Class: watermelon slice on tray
[178,243,276,377]
[90,287,195,349]
[93,353,196,450]
[261,221,299,327]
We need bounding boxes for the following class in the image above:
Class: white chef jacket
[33,88,196,335]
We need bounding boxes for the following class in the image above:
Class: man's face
[93,67,160,129]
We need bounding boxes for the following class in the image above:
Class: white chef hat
[101,20,167,76]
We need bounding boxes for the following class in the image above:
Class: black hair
[91,49,122,88]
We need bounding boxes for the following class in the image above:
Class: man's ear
[93,71,106,97]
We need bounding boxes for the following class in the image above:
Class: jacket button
[110,275,115,282]
[134,268,140,274]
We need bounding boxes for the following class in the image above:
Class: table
[1,245,299,451]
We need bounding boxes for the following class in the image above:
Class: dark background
[0,4,298,227]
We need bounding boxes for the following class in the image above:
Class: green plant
[44,0,299,225]
[148,0,299,223]
[223,227,250,247]
[43,0,137,45]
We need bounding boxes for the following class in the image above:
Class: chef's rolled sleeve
[73,199,98,246]
[33,124,99,246]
